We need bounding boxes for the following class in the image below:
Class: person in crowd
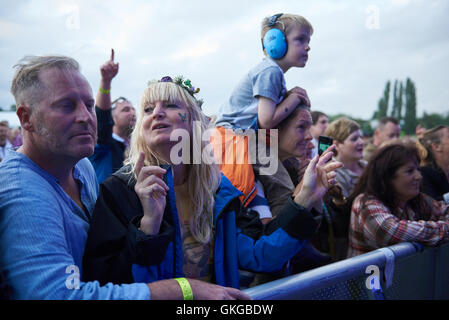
[417,125,449,202]
[258,106,340,217]
[0,121,12,162]
[82,77,342,289]
[8,126,23,148]
[245,105,342,283]
[325,117,366,198]
[0,55,249,300]
[279,108,349,264]
[212,13,312,211]
[347,141,449,257]
[89,49,137,183]
[363,116,400,161]
[310,111,329,158]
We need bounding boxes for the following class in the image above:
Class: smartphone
[318,135,333,156]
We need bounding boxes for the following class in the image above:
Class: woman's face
[434,128,449,160]
[141,99,191,161]
[391,160,422,204]
[335,129,364,162]
[278,109,313,160]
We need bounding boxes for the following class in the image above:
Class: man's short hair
[10,55,80,109]
[311,111,327,125]
[377,116,399,129]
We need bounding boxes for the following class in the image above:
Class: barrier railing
[243,242,449,300]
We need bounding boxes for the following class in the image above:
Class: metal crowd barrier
[243,242,449,300]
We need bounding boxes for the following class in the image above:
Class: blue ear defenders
[262,13,287,59]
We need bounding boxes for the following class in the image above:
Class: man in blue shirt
[0,55,249,300]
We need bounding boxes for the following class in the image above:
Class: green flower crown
[148,75,204,108]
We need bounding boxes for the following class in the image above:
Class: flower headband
[150,75,204,108]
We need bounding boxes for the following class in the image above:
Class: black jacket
[420,165,449,202]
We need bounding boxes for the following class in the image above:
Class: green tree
[419,112,449,128]
[376,81,390,119]
[391,80,403,120]
[403,78,417,135]
[10,104,17,111]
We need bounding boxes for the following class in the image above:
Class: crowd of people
[0,13,448,300]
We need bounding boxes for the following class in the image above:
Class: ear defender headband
[262,13,287,59]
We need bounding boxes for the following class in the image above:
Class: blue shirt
[0,150,149,299]
[215,58,287,130]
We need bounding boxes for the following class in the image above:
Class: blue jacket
[89,107,126,183]
[83,165,320,289]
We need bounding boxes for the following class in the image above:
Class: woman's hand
[287,86,311,108]
[294,146,343,209]
[134,152,169,235]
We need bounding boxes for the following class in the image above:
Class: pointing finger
[111,48,115,62]
[135,152,145,178]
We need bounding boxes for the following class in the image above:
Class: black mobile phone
[318,135,333,156]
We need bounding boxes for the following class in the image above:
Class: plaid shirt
[348,193,449,257]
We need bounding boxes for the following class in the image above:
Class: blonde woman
[82,77,340,295]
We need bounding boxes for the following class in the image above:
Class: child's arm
[258,86,310,129]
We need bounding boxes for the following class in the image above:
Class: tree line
[0,104,16,112]
[330,78,449,136]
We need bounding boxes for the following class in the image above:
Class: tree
[419,112,449,128]
[376,81,390,119]
[403,78,417,135]
[10,104,16,112]
[391,80,403,120]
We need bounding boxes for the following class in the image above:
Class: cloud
[0,0,448,121]
[171,37,220,61]
[0,20,23,37]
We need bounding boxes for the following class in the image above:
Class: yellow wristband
[175,277,193,300]
[99,87,110,94]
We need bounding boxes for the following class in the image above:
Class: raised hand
[294,145,343,209]
[100,48,119,83]
[134,152,169,235]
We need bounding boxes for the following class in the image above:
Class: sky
[1,0,448,128]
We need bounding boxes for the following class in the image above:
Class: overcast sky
[1,0,448,127]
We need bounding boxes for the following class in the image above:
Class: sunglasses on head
[111,97,129,108]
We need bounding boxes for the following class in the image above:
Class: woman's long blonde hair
[126,80,221,244]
